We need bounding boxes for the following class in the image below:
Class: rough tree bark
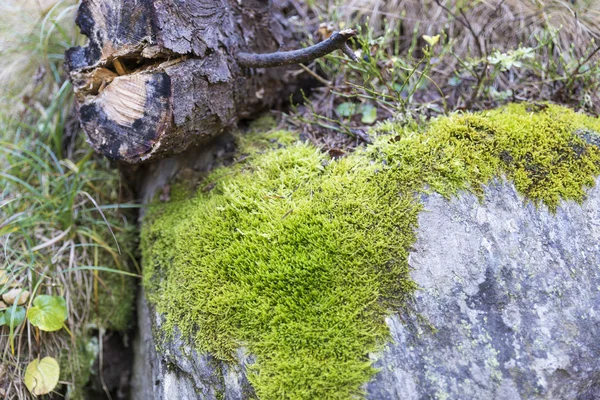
[66,0,354,163]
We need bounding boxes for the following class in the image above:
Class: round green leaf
[1,306,26,328]
[24,357,60,396]
[361,104,378,124]
[27,295,68,332]
[335,102,357,117]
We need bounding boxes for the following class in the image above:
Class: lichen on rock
[141,103,600,399]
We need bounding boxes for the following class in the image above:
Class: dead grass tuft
[332,0,600,59]
[286,0,600,150]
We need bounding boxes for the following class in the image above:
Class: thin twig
[237,30,358,68]
[573,44,600,75]
[434,0,484,58]
[297,64,332,87]
[563,43,600,92]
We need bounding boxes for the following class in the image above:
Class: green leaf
[27,295,68,332]
[361,104,378,124]
[2,306,26,328]
[24,357,60,396]
[335,102,357,117]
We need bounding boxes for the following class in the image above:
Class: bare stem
[237,29,358,68]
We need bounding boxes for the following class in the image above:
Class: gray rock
[131,294,254,400]
[133,178,600,399]
[367,178,600,400]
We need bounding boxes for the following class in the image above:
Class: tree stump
[66,0,355,163]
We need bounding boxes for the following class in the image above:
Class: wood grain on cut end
[79,72,172,162]
[96,74,149,127]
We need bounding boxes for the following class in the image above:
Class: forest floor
[1,0,599,398]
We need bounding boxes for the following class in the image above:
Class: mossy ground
[141,103,600,399]
[59,337,98,400]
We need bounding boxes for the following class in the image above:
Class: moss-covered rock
[141,103,600,399]
[372,103,600,210]
[143,134,420,399]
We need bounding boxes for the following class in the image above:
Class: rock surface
[133,177,600,399]
[367,178,600,400]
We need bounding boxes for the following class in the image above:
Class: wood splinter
[237,29,358,68]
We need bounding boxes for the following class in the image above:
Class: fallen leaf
[2,288,29,306]
[361,104,378,124]
[24,357,60,396]
[328,149,346,159]
[0,269,8,285]
[335,102,357,117]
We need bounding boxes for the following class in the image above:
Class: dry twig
[237,29,358,68]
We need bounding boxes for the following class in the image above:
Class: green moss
[94,271,136,331]
[238,128,299,155]
[372,103,600,210]
[143,133,420,399]
[59,336,98,400]
[247,115,279,134]
[141,104,600,399]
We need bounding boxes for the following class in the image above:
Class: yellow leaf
[24,357,60,396]
[423,34,441,46]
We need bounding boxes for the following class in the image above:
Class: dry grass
[287,0,600,150]
[323,0,600,58]
[0,1,79,111]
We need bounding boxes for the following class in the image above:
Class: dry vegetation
[341,0,600,57]
[288,0,600,150]
[1,1,137,399]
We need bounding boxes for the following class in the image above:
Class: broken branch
[237,29,358,68]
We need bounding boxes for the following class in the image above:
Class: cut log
[66,0,355,163]
[65,0,292,163]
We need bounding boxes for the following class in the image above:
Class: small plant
[27,295,69,332]
[287,19,450,150]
